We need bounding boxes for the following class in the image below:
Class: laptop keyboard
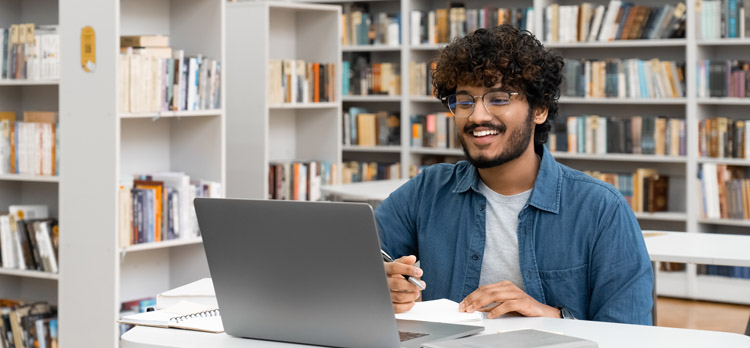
[399,331,429,342]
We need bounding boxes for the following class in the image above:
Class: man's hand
[458,280,561,319]
[383,255,426,313]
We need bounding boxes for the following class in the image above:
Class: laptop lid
[195,198,401,348]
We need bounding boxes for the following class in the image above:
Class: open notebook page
[395,299,484,326]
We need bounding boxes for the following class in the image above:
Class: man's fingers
[390,289,420,304]
[384,261,423,278]
[488,300,520,319]
[387,277,422,292]
[393,302,416,314]
[459,281,521,312]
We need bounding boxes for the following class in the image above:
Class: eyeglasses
[441,91,519,118]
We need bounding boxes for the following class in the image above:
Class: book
[119,301,223,333]
[120,35,169,48]
[156,278,217,310]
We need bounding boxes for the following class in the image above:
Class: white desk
[643,231,750,267]
[320,179,407,202]
[121,316,750,348]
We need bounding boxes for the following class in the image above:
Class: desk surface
[121,316,750,348]
[320,179,407,201]
[643,231,750,267]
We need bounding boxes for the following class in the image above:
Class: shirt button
[479,205,485,211]
[472,254,479,260]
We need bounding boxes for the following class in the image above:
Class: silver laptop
[195,198,483,348]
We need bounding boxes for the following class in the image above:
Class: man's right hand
[383,255,426,313]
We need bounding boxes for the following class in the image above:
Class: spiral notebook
[119,300,224,333]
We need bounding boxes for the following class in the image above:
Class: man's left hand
[458,281,561,319]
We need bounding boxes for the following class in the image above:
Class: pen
[380,249,426,290]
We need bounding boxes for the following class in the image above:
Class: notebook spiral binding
[169,308,221,324]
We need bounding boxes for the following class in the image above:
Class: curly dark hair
[432,25,564,146]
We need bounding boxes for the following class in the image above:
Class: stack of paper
[395,299,484,326]
[156,278,216,310]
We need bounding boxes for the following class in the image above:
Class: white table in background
[121,315,750,348]
[320,179,407,202]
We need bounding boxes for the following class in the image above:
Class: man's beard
[458,109,534,169]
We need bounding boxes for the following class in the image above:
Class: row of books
[696,60,750,98]
[268,60,336,105]
[698,163,750,220]
[548,115,687,156]
[408,61,435,97]
[698,117,750,158]
[410,6,534,45]
[1,24,59,81]
[701,265,750,279]
[268,161,337,201]
[117,173,222,247]
[119,51,221,114]
[342,161,401,184]
[0,300,57,348]
[343,56,401,96]
[0,205,57,273]
[342,6,401,46]
[344,108,400,147]
[119,297,155,336]
[410,113,461,149]
[563,58,686,99]
[586,169,669,213]
[697,0,750,39]
[118,35,221,113]
[0,111,59,176]
[545,2,686,43]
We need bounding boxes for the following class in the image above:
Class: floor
[657,297,750,334]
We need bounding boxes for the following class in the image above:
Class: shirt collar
[452,145,562,214]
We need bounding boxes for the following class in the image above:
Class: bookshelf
[225,1,342,200]
[0,0,61,334]
[303,0,750,304]
[60,0,225,346]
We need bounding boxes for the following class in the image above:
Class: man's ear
[533,107,548,125]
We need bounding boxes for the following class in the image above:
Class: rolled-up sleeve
[588,199,654,325]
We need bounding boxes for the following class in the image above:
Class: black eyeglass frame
[440,91,520,118]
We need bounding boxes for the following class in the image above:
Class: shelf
[697,38,750,46]
[698,218,750,227]
[0,268,59,280]
[342,95,401,102]
[343,45,401,52]
[633,212,687,222]
[269,102,338,109]
[697,97,750,105]
[410,43,448,50]
[552,152,687,163]
[0,174,60,183]
[410,96,439,102]
[410,147,464,156]
[544,39,686,48]
[0,79,59,86]
[343,145,401,153]
[119,109,223,119]
[697,157,750,166]
[559,97,687,105]
[120,238,203,255]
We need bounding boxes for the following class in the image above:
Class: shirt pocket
[537,264,588,319]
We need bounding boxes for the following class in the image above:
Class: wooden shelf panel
[552,152,687,163]
[0,174,60,183]
[0,268,59,280]
[120,238,203,254]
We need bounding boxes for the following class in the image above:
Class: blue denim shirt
[375,146,653,325]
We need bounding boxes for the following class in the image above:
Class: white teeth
[473,130,499,137]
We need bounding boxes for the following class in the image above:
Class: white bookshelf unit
[0,0,60,319]
[225,1,342,200]
[60,0,225,346]
[299,0,750,305]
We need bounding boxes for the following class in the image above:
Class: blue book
[614,3,633,40]
[143,189,154,243]
[342,61,350,96]
[577,116,585,153]
[729,0,739,38]
[637,60,648,98]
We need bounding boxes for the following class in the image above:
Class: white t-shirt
[477,180,531,291]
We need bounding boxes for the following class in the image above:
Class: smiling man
[375,25,653,324]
